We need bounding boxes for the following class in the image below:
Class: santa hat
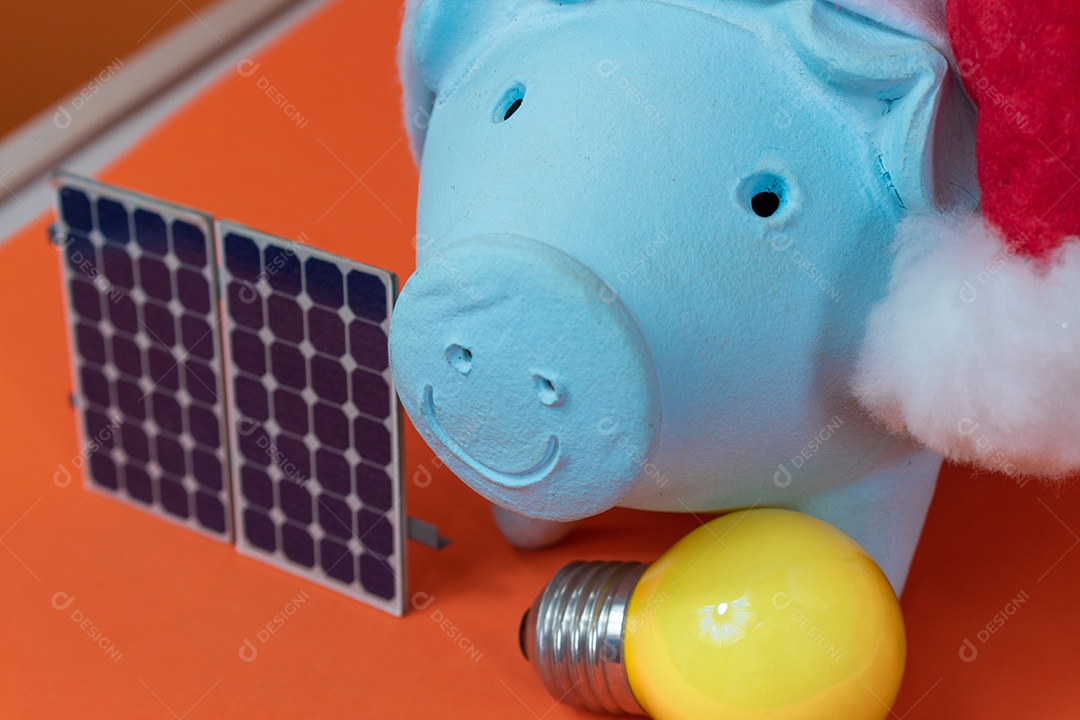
[844,0,1080,479]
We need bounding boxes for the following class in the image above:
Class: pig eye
[740,173,787,218]
[494,83,526,123]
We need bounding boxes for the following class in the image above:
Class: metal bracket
[407,517,451,550]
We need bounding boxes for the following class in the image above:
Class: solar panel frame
[52,173,234,542]
[215,220,407,616]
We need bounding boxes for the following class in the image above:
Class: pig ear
[399,0,433,160]
[789,3,954,211]
[399,0,537,161]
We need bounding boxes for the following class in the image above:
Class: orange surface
[1,1,1078,718]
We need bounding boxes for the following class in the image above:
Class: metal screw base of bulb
[520,561,648,715]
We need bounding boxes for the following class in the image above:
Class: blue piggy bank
[388,0,979,590]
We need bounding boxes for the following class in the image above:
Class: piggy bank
[388,0,981,591]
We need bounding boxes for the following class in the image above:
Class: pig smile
[422,386,561,488]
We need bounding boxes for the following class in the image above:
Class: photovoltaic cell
[53,174,232,541]
[216,221,405,615]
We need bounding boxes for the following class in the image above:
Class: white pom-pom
[854,213,1080,479]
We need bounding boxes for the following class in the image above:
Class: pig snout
[388,235,660,521]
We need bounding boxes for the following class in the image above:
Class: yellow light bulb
[520,509,905,720]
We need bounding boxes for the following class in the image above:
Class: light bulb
[519,509,905,720]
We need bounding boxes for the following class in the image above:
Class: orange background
[0,0,218,136]
[1,1,1078,718]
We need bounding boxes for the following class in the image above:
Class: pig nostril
[445,345,473,375]
[534,375,562,406]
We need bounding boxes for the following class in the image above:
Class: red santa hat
[846,0,1080,478]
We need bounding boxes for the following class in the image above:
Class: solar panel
[215,221,406,615]
[53,174,233,541]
